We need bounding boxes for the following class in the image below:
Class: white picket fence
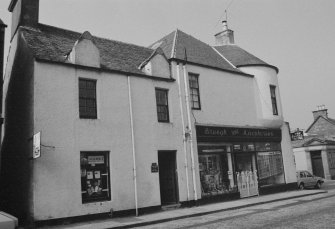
[236,170,259,198]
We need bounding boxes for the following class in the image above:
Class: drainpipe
[182,64,198,202]
[0,20,7,142]
[127,76,138,216]
[176,63,190,201]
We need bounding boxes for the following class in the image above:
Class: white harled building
[0,0,296,226]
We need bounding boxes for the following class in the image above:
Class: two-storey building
[0,0,296,226]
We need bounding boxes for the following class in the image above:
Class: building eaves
[35,58,175,83]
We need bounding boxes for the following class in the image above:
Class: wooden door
[311,151,324,178]
[158,151,178,205]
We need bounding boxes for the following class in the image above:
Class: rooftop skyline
[1,0,334,130]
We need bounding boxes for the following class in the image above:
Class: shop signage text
[196,125,281,142]
[88,156,104,164]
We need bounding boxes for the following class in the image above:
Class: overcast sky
[1,0,334,131]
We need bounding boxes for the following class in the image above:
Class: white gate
[236,170,259,198]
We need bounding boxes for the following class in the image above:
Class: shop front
[196,125,285,199]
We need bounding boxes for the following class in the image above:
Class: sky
[0,0,334,131]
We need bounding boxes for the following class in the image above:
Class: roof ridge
[212,46,237,69]
[171,29,178,59]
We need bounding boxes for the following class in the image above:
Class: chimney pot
[312,105,328,120]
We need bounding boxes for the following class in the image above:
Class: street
[140,181,335,229]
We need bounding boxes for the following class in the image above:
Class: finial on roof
[79,31,94,41]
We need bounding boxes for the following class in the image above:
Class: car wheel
[299,183,304,190]
[315,181,322,189]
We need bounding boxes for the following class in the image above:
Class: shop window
[188,73,201,110]
[199,153,237,197]
[80,151,111,203]
[270,85,278,115]
[79,78,97,119]
[155,88,169,122]
[257,151,285,186]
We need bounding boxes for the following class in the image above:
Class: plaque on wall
[151,163,159,173]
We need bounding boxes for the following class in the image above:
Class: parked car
[296,170,324,189]
[0,211,18,229]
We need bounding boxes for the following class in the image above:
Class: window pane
[155,89,169,122]
[257,151,285,186]
[189,74,201,109]
[79,79,97,119]
[269,86,278,115]
[81,152,110,203]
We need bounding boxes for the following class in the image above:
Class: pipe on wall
[127,76,138,216]
[176,63,190,201]
[182,64,198,201]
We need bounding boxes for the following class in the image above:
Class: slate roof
[305,116,335,133]
[20,24,275,77]
[149,30,249,76]
[21,23,154,75]
[214,45,279,73]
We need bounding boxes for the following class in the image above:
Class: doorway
[311,151,324,178]
[158,151,179,205]
[235,153,254,173]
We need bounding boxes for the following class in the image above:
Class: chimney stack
[214,20,234,46]
[8,0,39,39]
[312,105,328,120]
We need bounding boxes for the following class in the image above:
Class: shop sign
[33,132,41,159]
[88,156,104,165]
[196,125,281,142]
[151,163,159,173]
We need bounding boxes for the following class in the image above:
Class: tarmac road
[140,181,335,229]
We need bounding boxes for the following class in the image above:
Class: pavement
[40,188,328,229]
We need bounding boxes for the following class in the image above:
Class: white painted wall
[185,65,258,127]
[239,66,283,128]
[293,149,309,171]
[281,123,297,183]
[32,62,185,220]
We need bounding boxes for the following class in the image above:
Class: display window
[256,151,285,186]
[80,151,111,203]
[198,146,237,197]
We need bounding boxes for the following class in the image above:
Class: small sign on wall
[33,132,41,159]
[151,163,159,173]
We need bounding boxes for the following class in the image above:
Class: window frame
[80,151,111,203]
[79,78,97,119]
[188,73,201,110]
[155,88,170,123]
[270,85,278,115]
